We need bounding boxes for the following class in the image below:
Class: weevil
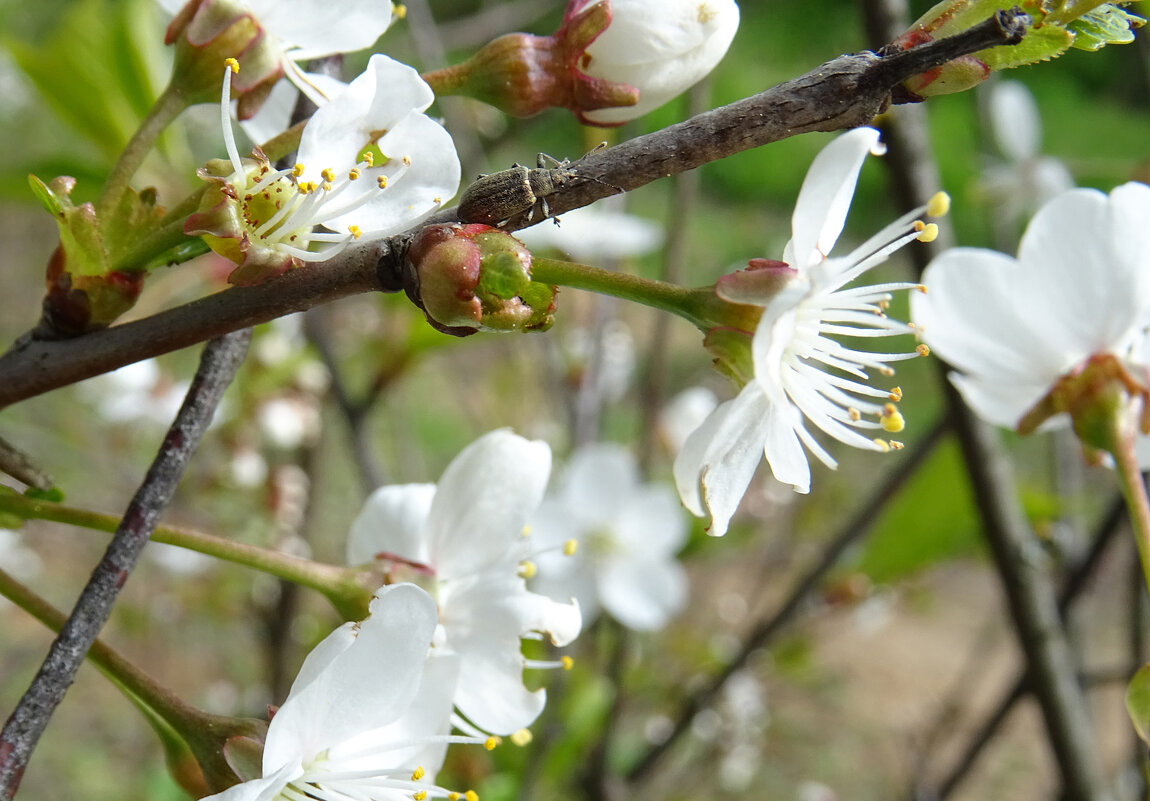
[457,147,615,227]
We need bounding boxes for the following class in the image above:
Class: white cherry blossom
[912,182,1150,431]
[202,583,472,801]
[529,443,689,631]
[347,430,581,736]
[674,127,938,535]
[188,54,460,283]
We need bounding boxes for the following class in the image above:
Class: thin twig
[0,9,1030,409]
[626,417,952,784]
[917,496,1125,801]
[0,328,251,801]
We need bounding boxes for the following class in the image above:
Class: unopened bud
[406,224,558,336]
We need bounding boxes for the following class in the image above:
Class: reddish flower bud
[406,224,558,335]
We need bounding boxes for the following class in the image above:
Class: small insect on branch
[457,144,619,228]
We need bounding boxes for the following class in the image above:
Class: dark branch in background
[861,1,1114,790]
[0,329,251,801]
[915,496,1125,800]
[0,8,1028,410]
[626,417,952,785]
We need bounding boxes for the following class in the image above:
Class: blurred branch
[912,495,1125,800]
[0,328,250,801]
[625,416,952,785]
[0,10,1029,409]
[864,3,1112,791]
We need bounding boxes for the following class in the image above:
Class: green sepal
[703,327,755,387]
[24,486,65,503]
[478,250,531,300]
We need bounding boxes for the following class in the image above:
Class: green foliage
[1126,663,1150,745]
[1068,3,1146,49]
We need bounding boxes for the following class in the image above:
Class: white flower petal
[263,583,438,765]
[599,557,687,631]
[613,485,689,555]
[580,0,739,124]
[762,400,812,493]
[675,386,772,536]
[987,80,1041,162]
[426,430,551,578]
[252,0,395,60]
[345,483,436,566]
[785,127,880,270]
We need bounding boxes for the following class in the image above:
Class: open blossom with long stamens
[912,182,1150,435]
[674,127,942,536]
[347,430,581,737]
[186,54,460,285]
[202,583,484,801]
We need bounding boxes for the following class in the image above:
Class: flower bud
[165,0,283,115]
[406,224,558,335]
[423,0,738,126]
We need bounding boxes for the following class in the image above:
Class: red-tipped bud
[406,223,558,335]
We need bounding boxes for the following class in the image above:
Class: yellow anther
[880,404,905,434]
[322,181,333,192]
[879,365,895,377]
[378,175,389,188]
[433,196,442,204]
[511,728,533,746]
[402,155,412,166]
[321,167,336,182]
[916,223,939,243]
[873,438,892,453]
[292,163,305,177]
[411,767,425,781]
[913,220,925,232]
[563,539,578,556]
[877,299,890,311]
[561,655,574,671]
[465,791,479,801]
[888,386,903,402]
[363,151,375,167]
[448,795,461,801]
[518,560,537,579]
[521,524,532,538]
[225,57,240,73]
[484,736,501,751]
[349,225,363,239]
[847,407,861,422]
[927,191,951,218]
[914,283,927,294]
[349,168,361,180]
[890,440,905,450]
[393,2,407,18]
[414,792,427,801]
[916,343,931,357]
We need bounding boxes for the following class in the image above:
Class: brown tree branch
[0,329,251,800]
[0,9,1028,410]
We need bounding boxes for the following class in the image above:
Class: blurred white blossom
[529,443,688,631]
[515,203,664,262]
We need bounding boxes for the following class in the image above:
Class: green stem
[1111,427,1150,596]
[0,493,374,620]
[97,84,191,218]
[530,257,730,330]
[0,566,263,793]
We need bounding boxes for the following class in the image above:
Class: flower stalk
[529,256,757,331]
[0,492,376,620]
[0,566,265,795]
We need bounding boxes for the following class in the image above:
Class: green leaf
[1068,4,1145,50]
[1126,663,1150,744]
